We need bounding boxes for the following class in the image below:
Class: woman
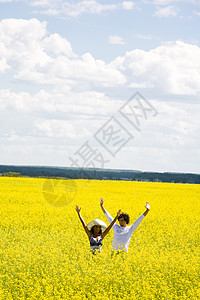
[75,205,121,253]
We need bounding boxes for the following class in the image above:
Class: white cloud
[0,0,17,2]
[1,19,199,96]
[0,18,125,87]
[110,41,200,95]
[114,98,200,172]
[154,5,178,17]
[109,35,126,45]
[152,0,200,4]
[0,88,117,167]
[0,88,119,117]
[0,87,122,167]
[0,88,199,172]
[129,82,154,88]
[42,33,76,57]
[30,0,200,17]
[0,17,200,171]
[122,1,135,10]
[30,0,138,17]
[133,34,158,40]
[1,19,200,95]
[0,57,10,72]
[152,0,176,4]
[31,0,117,17]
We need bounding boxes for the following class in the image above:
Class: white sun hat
[87,219,107,232]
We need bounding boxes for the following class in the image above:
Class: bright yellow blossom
[0,177,199,299]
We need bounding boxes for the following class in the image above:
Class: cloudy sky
[0,0,200,173]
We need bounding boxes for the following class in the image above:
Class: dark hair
[118,213,130,224]
[91,225,102,235]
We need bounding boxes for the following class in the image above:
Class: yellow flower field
[0,177,199,299]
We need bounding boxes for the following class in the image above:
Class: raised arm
[100,198,114,224]
[100,198,106,214]
[128,202,150,234]
[75,205,91,240]
[143,202,150,216]
[102,210,121,239]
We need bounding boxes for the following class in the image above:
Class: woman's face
[93,225,101,234]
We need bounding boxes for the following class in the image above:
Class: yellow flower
[0,177,199,299]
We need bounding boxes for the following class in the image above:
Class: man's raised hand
[145,202,150,210]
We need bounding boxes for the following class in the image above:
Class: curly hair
[118,213,130,224]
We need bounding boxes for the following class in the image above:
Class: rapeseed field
[0,177,199,299]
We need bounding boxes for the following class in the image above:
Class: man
[100,198,150,252]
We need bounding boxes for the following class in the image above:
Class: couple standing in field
[75,198,150,254]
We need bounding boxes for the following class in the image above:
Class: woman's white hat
[87,219,107,232]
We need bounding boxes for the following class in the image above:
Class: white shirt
[105,211,145,252]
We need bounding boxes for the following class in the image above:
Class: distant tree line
[0,165,199,184]
[0,172,21,177]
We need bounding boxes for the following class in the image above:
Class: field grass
[0,177,199,299]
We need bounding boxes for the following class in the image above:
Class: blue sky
[0,0,200,173]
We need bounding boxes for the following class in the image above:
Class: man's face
[118,217,127,227]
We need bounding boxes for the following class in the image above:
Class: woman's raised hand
[100,198,104,206]
[75,205,81,213]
